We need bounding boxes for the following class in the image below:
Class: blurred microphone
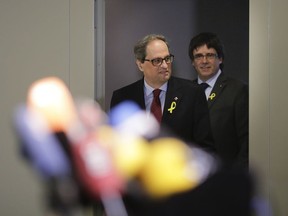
[109,100,160,139]
[66,100,127,216]
[26,76,78,133]
[139,137,218,198]
[96,125,150,182]
[68,130,127,216]
[14,105,71,178]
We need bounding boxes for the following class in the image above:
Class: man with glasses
[189,32,248,168]
[110,34,214,151]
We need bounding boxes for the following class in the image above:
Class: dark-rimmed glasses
[193,53,218,61]
[144,54,174,66]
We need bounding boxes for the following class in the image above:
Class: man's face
[136,39,172,88]
[192,44,222,81]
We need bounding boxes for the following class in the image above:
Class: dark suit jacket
[194,72,249,167]
[110,76,215,151]
[122,166,253,216]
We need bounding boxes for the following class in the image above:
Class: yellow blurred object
[27,77,77,132]
[140,138,199,198]
[98,126,150,180]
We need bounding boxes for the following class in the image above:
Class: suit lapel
[133,79,146,109]
[207,73,227,108]
[162,77,183,119]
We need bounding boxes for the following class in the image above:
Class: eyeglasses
[144,54,174,66]
[193,53,218,61]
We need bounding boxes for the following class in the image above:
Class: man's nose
[202,56,209,62]
[160,60,169,68]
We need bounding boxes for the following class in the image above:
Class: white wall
[250,0,288,215]
[0,0,94,215]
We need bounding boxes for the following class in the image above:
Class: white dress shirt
[198,69,222,100]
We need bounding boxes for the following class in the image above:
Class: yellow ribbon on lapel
[168,101,176,113]
[208,93,216,100]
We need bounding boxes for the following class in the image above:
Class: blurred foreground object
[108,101,217,198]
[140,137,216,198]
[14,105,71,178]
[27,77,77,132]
[108,100,160,139]
[97,126,150,181]
[107,101,159,180]
[13,76,256,216]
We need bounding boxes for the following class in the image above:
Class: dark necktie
[151,89,162,123]
[200,82,209,91]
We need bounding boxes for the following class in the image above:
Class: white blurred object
[27,77,77,132]
[109,101,160,139]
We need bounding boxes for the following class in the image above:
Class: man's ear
[136,60,144,71]
[219,57,223,64]
[192,61,195,67]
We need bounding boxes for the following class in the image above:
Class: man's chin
[200,71,212,77]
[162,72,171,80]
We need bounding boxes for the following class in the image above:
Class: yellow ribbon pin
[208,93,216,100]
[168,101,176,113]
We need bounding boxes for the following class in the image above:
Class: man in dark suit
[110,34,214,151]
[188,32,249,168]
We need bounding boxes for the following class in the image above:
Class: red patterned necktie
[151,89,162,123]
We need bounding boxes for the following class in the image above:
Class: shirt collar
[144,80,168,96]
